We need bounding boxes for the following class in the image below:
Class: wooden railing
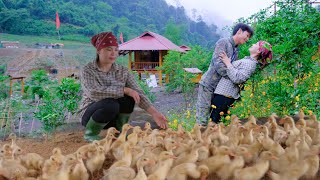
[131,62,159,71]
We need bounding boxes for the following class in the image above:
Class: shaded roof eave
[119,31,185,55]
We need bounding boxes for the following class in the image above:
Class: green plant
[0,64,7,75]
[160,46,211,108]
[34,90,65,133]
[33,76,80,135]
[56,78,81,114]
[0,75,10,99]
[27,70,50,99]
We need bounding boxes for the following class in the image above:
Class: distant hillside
[0,0,220,48]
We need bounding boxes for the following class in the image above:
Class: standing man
[196,23,254,125]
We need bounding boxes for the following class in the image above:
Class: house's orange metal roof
[119,31,184,55]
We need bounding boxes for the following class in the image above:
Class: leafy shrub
[0,75,10,99]
[27,70,50,99]
[160,46,211,108]
[56,78,81,114]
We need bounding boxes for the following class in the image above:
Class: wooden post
[159,51,163,86]
[9,78,12,97]
[9,76,25,97]
[165,74,169,83]
[21,78,24,95]
[128,51,132,70]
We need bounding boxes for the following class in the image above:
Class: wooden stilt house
[119,31,185,86]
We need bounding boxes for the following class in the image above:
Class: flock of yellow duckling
[0,111,319,180]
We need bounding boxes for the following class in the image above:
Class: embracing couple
[196,23,273,125]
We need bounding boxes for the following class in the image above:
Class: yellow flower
[187,110,190,118]
[308,110,313,115]
[302,106,306,110]
[225,116,231,121]
[250,93,254,98]
[295,96,300,101]
[219,111,224,116]
[173,119,178,124]
[211,105,217,109]
[262,91,266,96]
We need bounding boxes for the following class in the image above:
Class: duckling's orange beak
[244,152,252,158]
[173,143,180,149]
[171,155,178,159]
[148,159,156,166]
[200,175,208,180]
[150,144,157,149]
[229,151,236,157]
[270,155,279,160]
[114,130,120,134]
[21,149,27,155]
[279,118,285,124]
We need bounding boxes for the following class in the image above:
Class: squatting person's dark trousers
[82,95,135,128]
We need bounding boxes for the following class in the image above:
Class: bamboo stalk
[18,112,22,137]
[30,100,40,134]
[0,113,4,132]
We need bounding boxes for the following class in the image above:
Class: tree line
[0,0,221,48]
